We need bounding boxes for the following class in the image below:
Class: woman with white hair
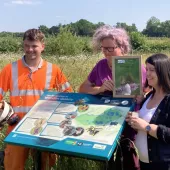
[79,25,147,170]
[79,25,146,95]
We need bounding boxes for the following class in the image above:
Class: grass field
[0,52,168,170]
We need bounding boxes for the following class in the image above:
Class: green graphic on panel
[75,107,122,126]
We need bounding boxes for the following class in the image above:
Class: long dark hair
[145,53,170,94]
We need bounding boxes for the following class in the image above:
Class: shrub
[1,30,170,56]
[0,37,22,53]
[130,32,147,51]
[45,27,92,56]
[145,38,170,52]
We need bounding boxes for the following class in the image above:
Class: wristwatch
[145,124,151,134]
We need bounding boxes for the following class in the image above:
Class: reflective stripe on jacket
[0,57,72,115]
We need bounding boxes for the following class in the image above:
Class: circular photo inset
[65,112,77,119]
[59,119,72,128]
[72,127,84,136]
[63,126,76,136]
[121,100,129,105]
[78,104,89,112]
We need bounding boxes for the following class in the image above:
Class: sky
[0,0,170,32]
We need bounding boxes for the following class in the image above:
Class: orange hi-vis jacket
[0,57,72,131]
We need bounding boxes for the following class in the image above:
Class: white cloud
[4,0,42,5]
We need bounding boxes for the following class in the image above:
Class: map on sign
[5,92,132,161]
[15,101,128,145]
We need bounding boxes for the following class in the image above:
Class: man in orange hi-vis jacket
[0,29,72,170]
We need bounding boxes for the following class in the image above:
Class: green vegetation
[130,32,170,53]
[0,53,102,170]
[0,37,22,53]
[76,107,122,126]
[1,27,170,55]
[0,52,145,170]
[0,52,168,170]
[45,27,92,56]
[0,27,93,55]
[1,16,170,170]
[1,16,170,55]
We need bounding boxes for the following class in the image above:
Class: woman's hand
[129,117,148,131]
[125,111,132,123]
[99,80,114,93]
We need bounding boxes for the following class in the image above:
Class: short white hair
[93,25,131,54]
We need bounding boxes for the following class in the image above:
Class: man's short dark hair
[23,29,45,42]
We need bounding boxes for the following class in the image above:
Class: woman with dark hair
[126,53,170,170]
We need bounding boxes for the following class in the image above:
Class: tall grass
[0,53,104,170]
[0,52,170,170]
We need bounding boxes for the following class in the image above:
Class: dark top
[141,91,170,163]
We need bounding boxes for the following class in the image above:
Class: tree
[142,16,162,37]
[38,25,49,35]
[38,20,105,37]
[116,22,138,33]
[48,25,60,35]
[160,20,170,37]
[71,19,95,36]
[95,22,105,29]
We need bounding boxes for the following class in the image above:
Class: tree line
[0,16,170,38]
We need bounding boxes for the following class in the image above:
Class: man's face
[23,39,45,60]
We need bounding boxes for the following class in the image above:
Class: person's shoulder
[2,63,12,70]
[95,58,107,67]
[165,93,170,102]
[1,60,19,71]
[44,60,57,67]
[5,59,21,67]
[0,59,20,75]
[46,61,62,71]
[160,93,170,111]
[97,58,107,64]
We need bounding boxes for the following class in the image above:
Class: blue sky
[0,0,170,32]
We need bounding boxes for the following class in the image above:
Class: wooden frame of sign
[112,56,143,98]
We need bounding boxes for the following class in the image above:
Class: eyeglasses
[100,46,117,52]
